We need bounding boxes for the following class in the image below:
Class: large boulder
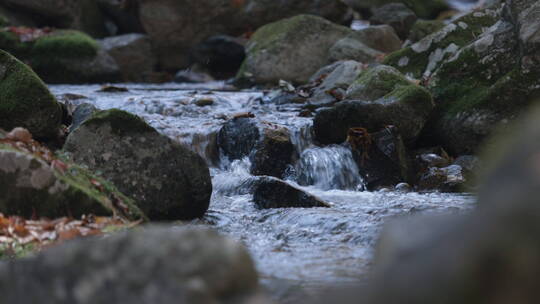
[0,227,260,304]
[0,130,145,221]
[100,33,156,82]
[422,1,540,154]
[97,0,144,34]
[237,14,353,85]
[383,7,500,79]
[63,109,212,220]
[138,0,350,71]
[0,50,62,140]
[252,176,330,209]
[313,65,434,145]
[190,35,246,79]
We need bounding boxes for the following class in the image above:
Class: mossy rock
[236,14,353,85]
[64,109,212,221]
[0,144,146,221]
[422,14,540,154]
[408,19,446,43]
[314,65,434,145]
[0,49,62,139]
[383,7,500,79]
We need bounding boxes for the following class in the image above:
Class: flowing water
[50,83,475,292]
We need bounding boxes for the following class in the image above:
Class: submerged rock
[313,65,434,145]
[252,176,330,209]
[0,49,63,140]
[64,109,212,220]
[237,14,353,85]
[0,132,144,221]
[0,227,260,304]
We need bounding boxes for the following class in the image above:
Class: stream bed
[50,83,475,293]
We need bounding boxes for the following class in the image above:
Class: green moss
[0,242,36,260]
[0,49,62,139]
[55,163,147,221]
[385,83,432,105]
[383,9,498,78]
[409,20,446,42]
[84,109,156,136]
[31,30,98,60]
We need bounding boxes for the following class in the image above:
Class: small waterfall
[294,145,365,191]
[289,121,315,155]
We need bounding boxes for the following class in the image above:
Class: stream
[50,83,475,295]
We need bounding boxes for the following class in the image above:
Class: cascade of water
[294,145,365,191]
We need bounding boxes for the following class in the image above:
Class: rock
[305,60,366,108]
[138,0,350,71]
[237,14,353,85]
[190,35,246,79]
[252,176,330,209]
[174,70,214,83]
[313,65,434,145]
[217,118,296,178]
[217,117,260,161]
[352,25,402,54]
[250,125,295,178]
[100,33,156,83]
[395,182,412,192]
[360,105,540,304]
[0,227,260,304]
[347,126,411,190]
[0,135,145,221]
[2,0,108,37]
[68,103,99,133]
[423,2,540,154]
[407,19,445,43]
[383,7,500,79]
[453,155,480,183]
[416,164,465,192]
[63,109,212,220]
[28,30,122,84]
[96,0,144,34]
[370,3,417,40]
[328,36,383,63]
[0,49,62,140]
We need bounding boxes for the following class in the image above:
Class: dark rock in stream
[218,118,296,179]
[348,126,412,190]
[190,35,246,79]
[64,109,212,221]
[253,176,330,209]
[0,227,263,304]
[416,165,466,192]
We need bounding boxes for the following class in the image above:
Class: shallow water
[50,83,475,288]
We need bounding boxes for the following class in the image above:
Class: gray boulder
[64,109,212,220]
[0,227,260,304]
[237,14,353,85]
[353,25,402,54]
[328,36,383,63]
[100,33,156,83]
